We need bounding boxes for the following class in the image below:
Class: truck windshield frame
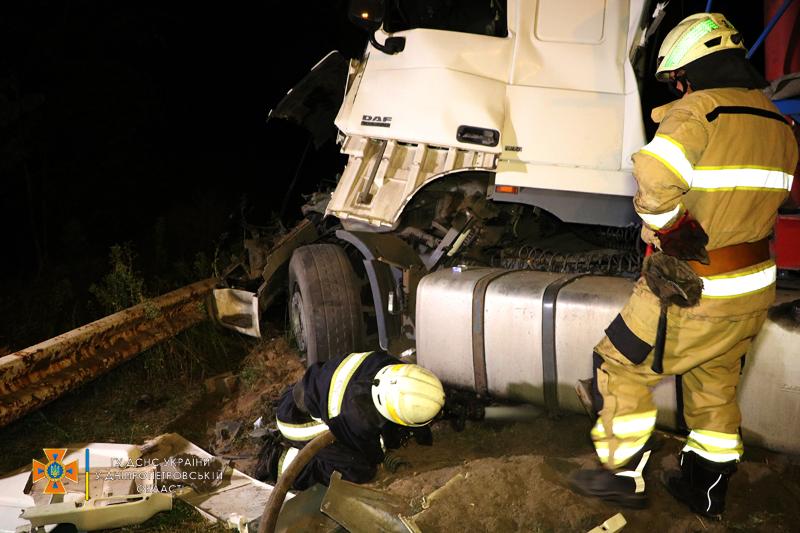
[383,0,508,38]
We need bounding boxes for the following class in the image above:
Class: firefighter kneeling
[254,350,445,489]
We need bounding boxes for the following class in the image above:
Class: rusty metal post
[0,278,217,427]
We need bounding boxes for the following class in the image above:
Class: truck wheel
[288,244,364,365]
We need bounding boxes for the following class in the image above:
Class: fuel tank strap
[541,274,588,415]
[471,270,518,396]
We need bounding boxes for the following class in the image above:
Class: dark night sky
[0,1,769,287]
[1,1,365,282]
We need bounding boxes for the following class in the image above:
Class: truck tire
[288,244,364,365]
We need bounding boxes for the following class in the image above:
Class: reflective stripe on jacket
[277,350,401,464]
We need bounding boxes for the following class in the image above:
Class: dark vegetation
[0,0,366,353]
[0,3,364,529]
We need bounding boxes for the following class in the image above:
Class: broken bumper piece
[20,493,172,531]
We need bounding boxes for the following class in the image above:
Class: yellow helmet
[371,364,445,427]
[655,13,745,81]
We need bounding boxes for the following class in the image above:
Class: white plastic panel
[337,67,506,152]
[512,0,628,93]
[363,29,512,83]
[502,84,625,170]
[535,0,606,44]
[495,160,637,197]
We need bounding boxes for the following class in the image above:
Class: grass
[114,500,231,532]
[1,242,260,531]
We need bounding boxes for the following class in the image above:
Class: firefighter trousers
[591,279,768,469]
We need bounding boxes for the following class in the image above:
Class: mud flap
[320,471,420,533]
[211,288,262,338]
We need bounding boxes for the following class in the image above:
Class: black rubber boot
[662,451,736,520]
[569,440,653,509]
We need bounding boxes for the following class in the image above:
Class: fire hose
[257,430,336,533]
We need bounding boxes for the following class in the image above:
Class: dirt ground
[221,337,800,533]
[3,328,799,532]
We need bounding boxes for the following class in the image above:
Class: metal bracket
[541,273,587,416]
[470,270,518,396]
[335,230,422,354]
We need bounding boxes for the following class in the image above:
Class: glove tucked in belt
[655,212,710,264]
[642,252,703,374]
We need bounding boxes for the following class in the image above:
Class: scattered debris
[320,472,420,533]
[249,416,269,439]
[204,372,240,396]
[273,483,342,533]
[588,513,627,533]
[213,421,243,454]
[142,433,282,532]
[20,493,172,531]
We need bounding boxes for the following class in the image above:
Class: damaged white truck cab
[259,0,653,362]
[331,0,646,230]
[212,0,800,454]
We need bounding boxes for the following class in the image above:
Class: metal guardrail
[0,278,217,428]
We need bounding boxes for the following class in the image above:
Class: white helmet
[655,13,745,82]
[371,364,445,427]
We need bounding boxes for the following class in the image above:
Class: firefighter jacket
[631,87,797,317]
[275,350,414,466]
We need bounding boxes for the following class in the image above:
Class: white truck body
[330,0,646,228]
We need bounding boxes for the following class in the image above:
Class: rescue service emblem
[32,448,79,494]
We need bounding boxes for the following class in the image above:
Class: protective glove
[642,252,703,308]
[654,212,710,264]
[642,252,703,373]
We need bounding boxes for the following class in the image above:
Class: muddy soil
[221,339,800,533]
[4,328,795,533]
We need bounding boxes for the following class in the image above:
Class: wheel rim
[290,287,307,352]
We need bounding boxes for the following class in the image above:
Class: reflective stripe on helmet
[701,262,776,298]
[277,418,330,442]
[383,392,406,425]
[682,429,743,463]
[661,18,720,71]
[656,13,745,80]
[328,351,373,419]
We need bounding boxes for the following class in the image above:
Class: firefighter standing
[569,13,798,518]
[254,350,445,489]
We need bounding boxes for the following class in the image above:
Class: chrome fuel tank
[416,267,800,454]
